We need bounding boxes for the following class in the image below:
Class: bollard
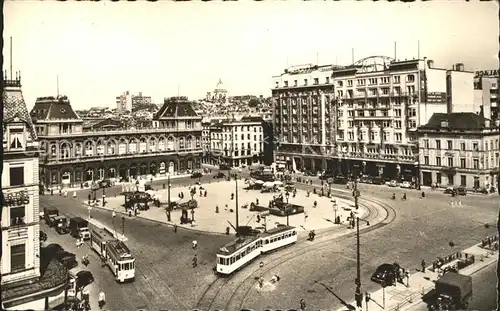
[409,293,413,303]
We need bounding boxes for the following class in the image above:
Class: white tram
[89,225,136,282]
[216,225,297,275]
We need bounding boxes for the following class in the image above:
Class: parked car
[400,181,412,189]
[76,270,95,289]
[360,175,373,184]
[219,164,230,170]
[214,172,226,179]
[55,251,78,270]
[99,179,113,188]
[40,231,48,242]
[191,172,203,179]
[334,175,348,185]
[320,173,334,180]
[387,180,399,187]
[454,186,467,196]
[372,177,384,185]
[371,263,398,286]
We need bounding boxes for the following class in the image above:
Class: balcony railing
[10,217,25,227]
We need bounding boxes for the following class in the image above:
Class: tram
[89,225,136,282]
[216,225,297,275]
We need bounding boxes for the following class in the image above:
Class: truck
[54,216,70,235]
[427,272,473,310]
[69,217,90,240]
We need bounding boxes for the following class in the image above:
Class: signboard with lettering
[427,92,447,104]
[475,69,499,78]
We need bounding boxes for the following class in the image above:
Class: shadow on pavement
[314,281,355,310]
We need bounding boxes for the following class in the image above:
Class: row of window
[211,133,264,141]
[216,126,262,132]
[432,173,482,188]
[277,75,415,89]
[423,156,498,169]
[422,139,500,151]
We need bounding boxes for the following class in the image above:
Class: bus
[89,225,135,282]
[106,240,136,282]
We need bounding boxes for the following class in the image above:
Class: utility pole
[235,175,239,229]
[355,217,363,310]
[10,37,13,80]
[167,174,171,221]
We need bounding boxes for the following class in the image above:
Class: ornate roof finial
[18,71,21,81]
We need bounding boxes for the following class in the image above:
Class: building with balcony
[474,69,499,120]
[2,73,67,310]
[209,116,266,167]
[31,95,202,188]
[116,91,132,112]
[417,112,500,190]
[272,56,475,182]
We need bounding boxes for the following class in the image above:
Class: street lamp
[365,292,371,311]
[353,178,360,210]
[333,200,338,224]
[166,175,172,222]
[355,216,371,310]
[102,186,106,207]
[285,192,290,226]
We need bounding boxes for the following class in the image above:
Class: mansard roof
[3,77,37,141]
[30,96,80,121]
[419,112,487,131]
[154,98,199,119]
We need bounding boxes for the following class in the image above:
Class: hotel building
[272,56,479,182]
[474,69,499,120]
[417,112,500,190]
[2,73,67,309]
[31,96,202,188]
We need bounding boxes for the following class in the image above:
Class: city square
[2,2,499,311]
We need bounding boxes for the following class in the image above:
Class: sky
[3,1,498,110]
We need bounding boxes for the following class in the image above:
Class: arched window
[149,137,156,152]
[84,141,94,156]
[107,140,116,155]
[139,138,147,153]
[60,142,71,159]
[158,137,165,151]
[74,143,82,157]
[50,144,57,157]
[129,139,137,153]
[186,136,193,150]
[179,137,185,149]
[96,140,105,155]
[167,137,175,151]
[118,138,127,154]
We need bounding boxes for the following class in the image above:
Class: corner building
[2,74,67,309]
[272,56,467,181]
[32,96,202,188]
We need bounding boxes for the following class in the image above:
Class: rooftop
[3,74,37,141]
[30,95,81,121]
[154,97,200,119]
[418,112,498,131]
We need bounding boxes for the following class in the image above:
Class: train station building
[31,96,203,188]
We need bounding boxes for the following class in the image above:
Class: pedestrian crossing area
[449,200,465,207]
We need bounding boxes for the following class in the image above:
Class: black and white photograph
[1,1,499,311]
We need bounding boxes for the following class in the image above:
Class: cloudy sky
[4,1,498,110]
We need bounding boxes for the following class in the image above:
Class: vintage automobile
[191,172,203,179]
[214,172,226,179]
[371,263,398,286]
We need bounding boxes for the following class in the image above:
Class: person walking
[112,209,116,218]
[405,270,410,287]
[421,259,426,272]
[98,290,106,309]
[192,254,198,268]
[174,224,178,233]
[192,240,198,249]
[300,298,306,311]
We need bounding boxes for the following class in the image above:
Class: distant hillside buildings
[116,91,152,112]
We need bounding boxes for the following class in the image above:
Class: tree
[248,98,261,108]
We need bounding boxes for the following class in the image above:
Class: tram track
[195,195,396,311]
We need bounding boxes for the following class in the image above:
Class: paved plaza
[93,179,365,233]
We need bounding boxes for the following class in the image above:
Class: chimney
[456,63,464,71]
[427,60,434,68]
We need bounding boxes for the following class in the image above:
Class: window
[448,157,454,167]
[447,140,453,150]
[436,157,441,166]
[10,244,26,272]
[473,142,479,151]
[460,175,466,187]
[294,80,298,87]
[473,159,479,169]
[394,76,400,83]
[325,77,330,84]
[284,81,288,87]
[347,80,353,87]
[395,109,402,117]
[436,173,442,184]
[436,140,441,149]
[304,79,308,86]
[460,158,466,168]
[9,129,25,149]
[460,142,466,151]
[407,74,415,82]
[423,139,429,149]
[314,78,319,85]
[424,156,429,165]
[9,166,24,186]
[10,207,25,226]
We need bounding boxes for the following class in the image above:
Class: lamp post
[102,186,106,207]
[354,216,371,310]
[166,175,171,222]
[354,177,360,210]
[235,174,239,229]
[333,201,338,224]
[365,292,371,311]
[285,191,290,226]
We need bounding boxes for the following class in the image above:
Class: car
[455,186,467,196]
[55,251,78,270]
[40,231,48,242]
[191,172,203,179]
[99,179,113,188]
[387,180,399,187]
[372,177,384,185]
[44,243,64,254]
[371,263,398,286]
[320,173,334,180]
[76,270,94,289]
[334,176,348,185]
[400,181,412,189]
[213,172,226,179]
[360,175,373,184]
[219,164,230,170]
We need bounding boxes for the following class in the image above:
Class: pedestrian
[258,277,264,288]
[192,254,198,267]
[98,290,106,309]
[64,190,68,198]
[259,261,264,268]
[215,205,219,213]
[405,270,410,287]
[174,224,178,233]
[192,240,198,249]
[73,191,77,198]
[304,211,308,222]
[421,259,426,272]
[76,238,81,248]
[300,298,306,311]
[112,209,116,218]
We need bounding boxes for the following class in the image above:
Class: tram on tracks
[89,225,136,282]
[216,225,297,275]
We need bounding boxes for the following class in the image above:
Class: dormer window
[9,128,24,150]
[440,120,449,128]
